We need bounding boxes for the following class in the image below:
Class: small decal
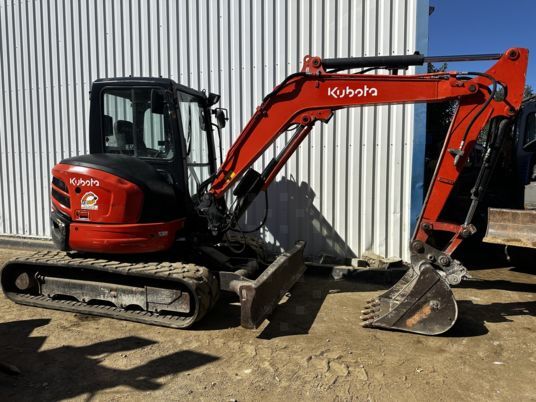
[81,192,99,210]
[70,177,100,187]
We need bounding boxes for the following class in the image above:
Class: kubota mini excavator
[1,48,529,335]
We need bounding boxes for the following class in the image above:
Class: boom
[207,48,528,259]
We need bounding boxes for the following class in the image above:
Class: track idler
[361,241,467,335]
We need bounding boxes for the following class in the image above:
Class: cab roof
[91,77,206,100]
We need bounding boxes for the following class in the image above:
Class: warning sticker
[81,192,99,210]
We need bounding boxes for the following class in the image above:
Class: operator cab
[50,78,226,252]
[89,78,220,200]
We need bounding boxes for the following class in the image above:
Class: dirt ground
[0,246,534,402]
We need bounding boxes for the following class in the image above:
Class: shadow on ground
[455,241,536,272]
[0,319,218,401]
[200,271,428,338]
[200,267,536,340]
[257,274,388,340]
[197,272,391,336]
[459,278,536,293]
[448,300,536,337]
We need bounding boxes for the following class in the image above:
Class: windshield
[177,91,212,194]
[102,87,174,160]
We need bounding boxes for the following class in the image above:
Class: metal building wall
[0,0,428,260]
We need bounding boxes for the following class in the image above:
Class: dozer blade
[220,241,306,329]
[360,265,458,335]
[483,208,536,249]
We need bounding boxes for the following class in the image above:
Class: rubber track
[1,250,219,329]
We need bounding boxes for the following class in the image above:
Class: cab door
[175,89,217,197]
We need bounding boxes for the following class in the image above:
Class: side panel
[52,164,144,224]
[68,219,186,253]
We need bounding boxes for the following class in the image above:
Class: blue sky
[428,0,535,88]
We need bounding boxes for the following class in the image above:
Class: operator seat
[114,120,135,150]
[114,119,154,157]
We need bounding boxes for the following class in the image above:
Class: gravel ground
[0,246,534,401]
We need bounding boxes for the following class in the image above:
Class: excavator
[0,47,530,336]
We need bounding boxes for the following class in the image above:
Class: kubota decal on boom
[327,85,378,99]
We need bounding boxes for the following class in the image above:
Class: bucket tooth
[360,305,378,314]
[360,305,380,318]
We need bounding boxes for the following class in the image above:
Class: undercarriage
[1,240,306,329]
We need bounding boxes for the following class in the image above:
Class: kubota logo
[69,177,100,187]
[328,85,378,99]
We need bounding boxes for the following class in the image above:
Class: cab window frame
[174,87,218,187]
[100,85,177,162]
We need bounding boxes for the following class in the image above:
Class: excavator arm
[211,69,471,194]
[205,49,527,252]
[200,48,528,334]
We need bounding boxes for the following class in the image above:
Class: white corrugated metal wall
[0,0,428,260]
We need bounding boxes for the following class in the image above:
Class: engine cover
[50,154,186,253]
[52,161,144,224]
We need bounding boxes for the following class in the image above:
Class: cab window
[102,87,174,160]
